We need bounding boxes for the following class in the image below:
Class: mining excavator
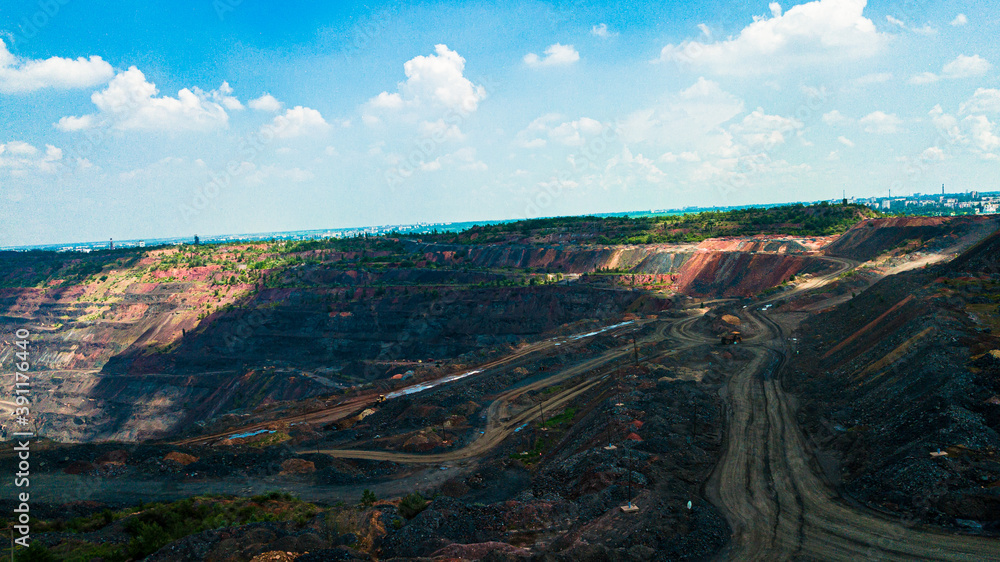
[720,332,742,345]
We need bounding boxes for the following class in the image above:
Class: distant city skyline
[1,0,998,246]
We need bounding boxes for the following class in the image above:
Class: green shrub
[398,493,428,519]
[360,489,377,507]
[16,542,56,562]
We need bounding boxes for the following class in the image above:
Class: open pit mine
[4,206,1000,560]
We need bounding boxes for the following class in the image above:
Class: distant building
[138,240,145,247]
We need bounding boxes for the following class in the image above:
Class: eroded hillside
[2,208,996,443]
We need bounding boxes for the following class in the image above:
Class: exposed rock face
[673,252,830,297]
[825,216,999,262]
[787,252,1000,527]
[7,218,986,443]
[280,458,316,475]
[163,452,198,466]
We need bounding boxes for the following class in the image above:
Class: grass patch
[542,407,578,428]
[20,494,319,561]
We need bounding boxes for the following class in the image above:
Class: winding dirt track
[698,261,1000,560]
[316,255,1000,559]
[179,253,1000,558]
[170,326,629,447]
[308,339,645,462]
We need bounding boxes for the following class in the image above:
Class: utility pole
[621,448,639,512]
[604,406,617,450]
[537,399,547,431]
[614,368,624,407]
[690,408,697,442]
[631,336,639,366]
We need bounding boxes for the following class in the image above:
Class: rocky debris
[63,461,96,475]
[430,541,530,559]
[164,451,199,466]
[147,521,329,562]
[826,215,997,263]
[280,458,317,475]
[251,551,298,562]
[96,449,130,464]
[788,264,1000,529]
[294,546,371,561]
[402,430,446,452]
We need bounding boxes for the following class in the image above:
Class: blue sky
[1,0,998,246]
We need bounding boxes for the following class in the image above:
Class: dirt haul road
[317,254,1000,559]
[170,321,645,447]
[307,339,649,463]
[699,291,1000,559]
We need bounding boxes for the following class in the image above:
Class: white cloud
[117,156,190,182]
[548,117,604,146]
[524,43,580,68]
[859,111,902,133]
[621,78,745,148]
[656,0,885,75]
[942,54,991,78]
[908,72,940,85]
[822,110,850,125]
[0,39,113,93]
[920,146,945,161]
[244,165,315,186]
[419,147,487,172]
[964,115,1000,153]
[838,136,855,147]
[58,67,235,132]
[0,140,63,174]
[850,72,892,86]
[368,91,403,110]
[591,24,617,38]
[960,89,1000,114]
[537,178,579,192]
[267,106,330,138]
[419,119,465,142]
[659,151,701,163]
[929,105,1000,157]
[885,15,936,35]
[730,108,803,149]
[2,140,37,155]
[604,147,668,185]
[365,44,486,118]
[208,82,243,110]
[950,14,968,26]
[516,114,605,148]
[248,93,282,112]
[914,54,993,84]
